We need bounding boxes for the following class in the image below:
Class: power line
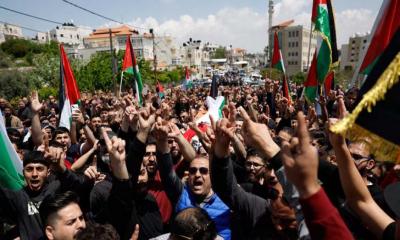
[62,0,123,24]
[0,5,64,25]
[61,0,150,31]
[0,20,45,33]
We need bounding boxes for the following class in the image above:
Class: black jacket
[0,170,91,240]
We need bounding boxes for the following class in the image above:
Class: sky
[0,0,382,53]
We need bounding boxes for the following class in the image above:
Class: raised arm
[30,91,44,147]
[329,120,394,239]
[70,140,98,171]
[153,120,183,205]
[281,112,353,240]
[169,122,196,162]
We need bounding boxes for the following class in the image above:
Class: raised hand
[238,107,280,159]
[213,118,235,158]
[30,91,43,114]
[168,122,182,139]
[44,146,66,172]
[102,128,128,180]
[281,112,320,198]
[72,109,85,125]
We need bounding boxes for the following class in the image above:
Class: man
[40,191,86,240]
[104,127,163,240]
[0,150,92,240]
[154,121,231,240]
[3,104,23,130]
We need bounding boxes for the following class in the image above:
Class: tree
[212,47,226,59]
[291,72,306,84]
[0,70,32,99]
[260,67,283,81]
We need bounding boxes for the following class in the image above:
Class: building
[35,32,50,43]
[269,20,317,76]
[340,33,370,71]
[82,25,159,62]
[49,23,91,47]
[0,22,23,43]
[154,35,180,70]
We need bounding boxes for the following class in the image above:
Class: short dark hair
[171,207,217,240]
[75,223,119,240]
[39,191,80,227]
[53,127,69,139]
[23,151,49,167]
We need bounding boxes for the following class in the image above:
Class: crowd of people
[0,79,399,240]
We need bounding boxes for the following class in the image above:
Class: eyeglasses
[188,167,209,175]
[245,161,265,169]
[351,153,371,162]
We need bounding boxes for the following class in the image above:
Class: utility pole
[268,0,274,78]
[150,29,157,84]
[109,28,117,95]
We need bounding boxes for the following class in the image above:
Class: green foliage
[74,51,115,91]
[212,47,226,59]
[0,70,32,99]
[1,39,58,59]
[334,67,354,89]
[26,53,60,88]
[38,86,58,100]
[291,72,306,84]
[260,67,283,81]
[0,49,13,68]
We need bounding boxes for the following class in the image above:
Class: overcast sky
[1,0,382,53]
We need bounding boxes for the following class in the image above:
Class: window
[289,52,291,56]
[288,42,291,48]
[296,42,299,47]
[60,34,64,37]
[352,40,356,44]
[296,31,299,37]
[77,35,79,39]
[295,52,298,56]
[289,32,292,37]
[53,34,56,38]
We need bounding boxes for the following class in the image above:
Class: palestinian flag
[0,111,24,190]
[331,28,400,162]
[156,80,165,99]
[122,35,143,106]
[271,32,292,104]
[304,49,318,103]
[311,0,338,84]
[182,66,193,90]
[59,44,80,130]
[352,0,400,83]
[324,71,335,96]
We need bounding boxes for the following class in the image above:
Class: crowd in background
[0,79,399,240]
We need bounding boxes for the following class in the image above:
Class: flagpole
[306,20,313,73]
[119,72,124,97]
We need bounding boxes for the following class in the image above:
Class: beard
[171,151,182,164]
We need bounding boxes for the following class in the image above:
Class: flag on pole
[331,28,400,162]
[304,50,318,103]
[182,66,193,90]
[271,32,292,104]
[59,44,80,130]
[0,111,24,190]
[351,0,400,85]
[156,80,165,99]
[311,0,338,84]
[324,71,335,96]
[122,35,143,106]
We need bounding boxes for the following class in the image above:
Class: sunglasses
[188,167,209,175]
